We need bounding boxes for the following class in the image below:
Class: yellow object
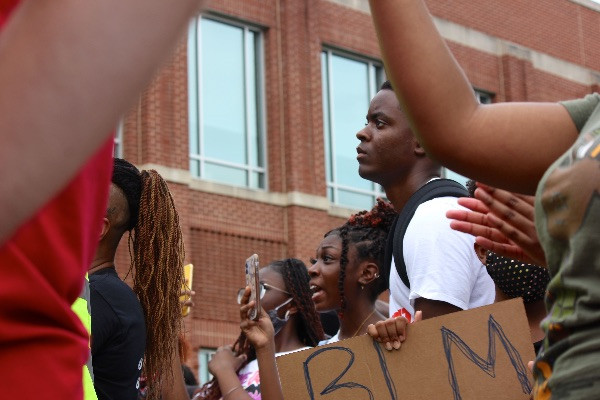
[72,274,98,400]
[181,263,194,316]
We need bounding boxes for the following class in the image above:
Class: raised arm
[239,287,284,400]
[0,0,206,244]
[368,0,577,194]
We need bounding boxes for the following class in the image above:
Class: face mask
[268,297,293,336]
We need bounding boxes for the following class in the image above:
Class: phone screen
[245,254,260,320]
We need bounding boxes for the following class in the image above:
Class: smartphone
[180,263,194,317]
[245,254,260,320]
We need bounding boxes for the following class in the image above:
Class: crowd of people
[0,0,598,399]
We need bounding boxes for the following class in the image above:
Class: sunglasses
[237,282,290,304]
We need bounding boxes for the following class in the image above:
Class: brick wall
[113,0,600,378]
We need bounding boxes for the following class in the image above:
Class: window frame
[197,347,217,385]
[113,119,124,158]
[321,48,386,209]
[188,15,268,190]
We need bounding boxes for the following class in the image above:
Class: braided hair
[112,158,185,400]
[199,258,323,400]
[326,198,397,318]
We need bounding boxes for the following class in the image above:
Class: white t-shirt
[237,347,311,400]
[388,196,494,320]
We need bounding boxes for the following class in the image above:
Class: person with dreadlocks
[89,158,185,400]
[229,201,416,400]
[193,258,324,400]
[309,198,415,347]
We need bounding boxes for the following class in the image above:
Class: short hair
[380,80,393,91]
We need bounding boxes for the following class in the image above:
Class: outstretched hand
[446,182,547,266]
[367,310,422,351]
[239,286,275,351]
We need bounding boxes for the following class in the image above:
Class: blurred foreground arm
[368,0,577,194]
[0,0,207,244]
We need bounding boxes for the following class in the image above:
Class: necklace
[351,309,376,338]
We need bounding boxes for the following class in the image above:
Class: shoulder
[410,196,461,225]
[560,93,600,132]
[405,196,475,251]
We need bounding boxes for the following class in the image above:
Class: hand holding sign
[367,310,422,351]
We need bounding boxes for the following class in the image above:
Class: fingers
[456,197,490,214]
[413,310,423,322]
[475,184,535,224]
[368,316,409,351]
[486,213,534,247]
[240,299,256,320]
[239,286,251,305]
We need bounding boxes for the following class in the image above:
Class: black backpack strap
[387,179,469,289]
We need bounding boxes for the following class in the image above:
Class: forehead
[369,90,403,116]
[259,265,284,285]
[318,233,342,251]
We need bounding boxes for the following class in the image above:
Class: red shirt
[0,3,113,397]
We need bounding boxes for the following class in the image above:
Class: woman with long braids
[193,258,324,400]
[89,158,185,400]
[310,198,417,346]
[234,200,418,400]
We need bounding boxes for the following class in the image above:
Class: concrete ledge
[138,163,350,214]
[326,0,600,86]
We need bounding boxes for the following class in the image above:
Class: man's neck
[384,170,440,211]
[88,259,115,275]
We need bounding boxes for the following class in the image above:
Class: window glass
[322,50,385,209]
[189,17,266,189]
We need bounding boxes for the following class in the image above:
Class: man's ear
[414,138,427,156]
[474,243,488,266]
[358,261,380,286]
[99,217,110,242]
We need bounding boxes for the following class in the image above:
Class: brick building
[114,0,600,382]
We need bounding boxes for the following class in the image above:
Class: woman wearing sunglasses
[193,258,324,400]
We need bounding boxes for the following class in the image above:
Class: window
[197,348,216,385]
[113,119,123,158]
[322,50,386,209]
[475,89,493,104]
[188,17,266,189]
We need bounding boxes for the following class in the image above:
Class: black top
[90,267,146,400]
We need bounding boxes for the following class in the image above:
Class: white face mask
[267,297,293,335]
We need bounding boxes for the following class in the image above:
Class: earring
[284,310,291,320]
[361,284,364,290]
[374,273,380,278]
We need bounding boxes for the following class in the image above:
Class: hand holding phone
[180,263,194,317]
[245,254,260,320]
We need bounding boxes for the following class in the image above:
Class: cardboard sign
[277,299,535,400]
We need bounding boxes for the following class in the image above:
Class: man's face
[356,89,416,187]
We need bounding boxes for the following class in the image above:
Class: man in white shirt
[356,81,494,320]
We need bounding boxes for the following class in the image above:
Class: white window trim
[114,118,124,158]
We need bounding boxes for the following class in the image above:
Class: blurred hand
[446,182,547,266]
[208,345,247,376]
[239,286,275,351]
[367,310,422,351]
[180,287,195,318]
